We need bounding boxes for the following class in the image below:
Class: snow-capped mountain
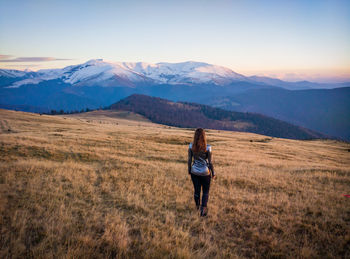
[121,60,247,85]
[2,59,248,88]
[0,69,28,78]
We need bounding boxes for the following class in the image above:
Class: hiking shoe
[200,206,208,217]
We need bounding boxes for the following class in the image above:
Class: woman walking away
[188,128,215,217]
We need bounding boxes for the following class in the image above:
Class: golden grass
[0,109,349,258]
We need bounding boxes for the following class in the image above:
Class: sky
[0,0,349,83]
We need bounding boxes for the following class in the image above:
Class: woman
[188,128,215,217]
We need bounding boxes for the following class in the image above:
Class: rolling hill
[110,94,326,140]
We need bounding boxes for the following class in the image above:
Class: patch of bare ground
[0,109,349,258]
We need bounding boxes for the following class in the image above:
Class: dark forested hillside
[110,94,327,140]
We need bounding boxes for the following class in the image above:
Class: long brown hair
[192,128,207,153]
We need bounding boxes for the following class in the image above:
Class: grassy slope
[0,109,349,258]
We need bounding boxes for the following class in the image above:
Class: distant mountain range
[0,59,349,140]
[110,94,326,140]
[1,59,347,90]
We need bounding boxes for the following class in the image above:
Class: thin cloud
[0,55,72,62]
[0,64,39,68]
[0,54,14,60]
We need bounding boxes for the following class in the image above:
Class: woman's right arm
[188,147,192,174]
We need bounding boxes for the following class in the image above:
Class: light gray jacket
[188,143,215,176]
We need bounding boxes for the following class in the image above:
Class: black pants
[191,174,211,208]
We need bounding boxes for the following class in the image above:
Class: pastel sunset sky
[0,0,349,83]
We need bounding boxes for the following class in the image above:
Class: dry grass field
[1,108,349,258]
